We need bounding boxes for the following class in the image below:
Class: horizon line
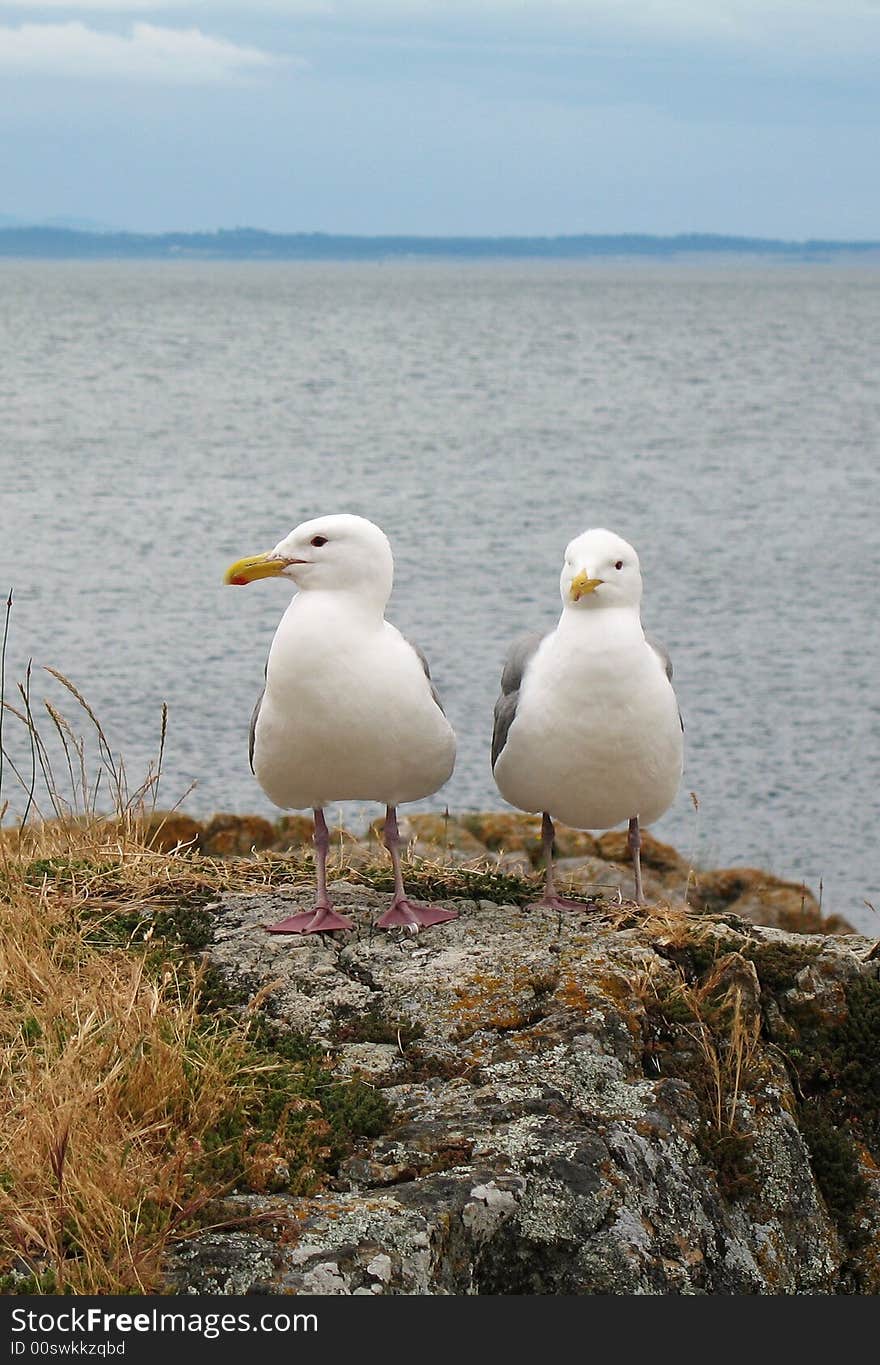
[2,223,880,246]
[2,224,879,262]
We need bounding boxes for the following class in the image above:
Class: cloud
[0,21,290,83]
[1,3,877,87]
[3,1,191,9]
[3,3,878,54]
[2,0,873,22]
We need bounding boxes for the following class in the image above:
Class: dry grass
[678,971,763,1134]
[0,639,382,1294]
[0,830,343,1294]
[635,939,766,1197]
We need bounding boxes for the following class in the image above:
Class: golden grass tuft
[677,969,764,1135]
[0,643,359,1294]
[636,942,766,1197]
[0,845,337,1293]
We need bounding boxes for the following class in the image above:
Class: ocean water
[1,258,878,932]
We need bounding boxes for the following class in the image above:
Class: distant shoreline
[2,225,880,262]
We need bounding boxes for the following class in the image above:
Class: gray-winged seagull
[492,527,683,906]
[226,513,457,933]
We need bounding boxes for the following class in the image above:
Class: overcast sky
[1,1,878,236]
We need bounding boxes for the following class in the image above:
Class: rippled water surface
[1,259,878,930]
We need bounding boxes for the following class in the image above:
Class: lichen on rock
[164,882,880,1295]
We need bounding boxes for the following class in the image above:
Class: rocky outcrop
[164,882,880,1295]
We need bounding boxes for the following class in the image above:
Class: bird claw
[532,893,594,912]
[376,898,458,930]
[266,906,354,934]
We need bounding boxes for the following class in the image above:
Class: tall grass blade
[0,588,11,812]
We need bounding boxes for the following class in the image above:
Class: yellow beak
[224,553,290,586]
[570,571,603,602]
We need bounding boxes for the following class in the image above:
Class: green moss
[799,1103,867,1229]
[246,1017,322,1067]
[651,991,698,1026]
[195,964,254,1017]
[320,1078,390,1146]
[777,975,880,1258]
[657,933,737,984]
[150,902,214,953]
[80,905,152,948]
[349,859,539,907]
[0,1269,62,1295]
[189,1032,389,1195]
[193,1071,318,1195]
[742,940,822,992]
[185,973,390,1195]
[789,975,880,1136]
[829,977,880,1141]
[685,937,730,977]
[77,899,214,956]
[24,857,117,886]
[243,1014,390,1155]
[333,1006,424,1047]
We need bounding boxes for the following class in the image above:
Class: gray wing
[406,637,447,715]
[248,688,263,773]
[248,652,269,773]
[646,632,673,681]
[646,632,684,732]
[491,631,545,769]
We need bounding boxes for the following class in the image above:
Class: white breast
[494,613,682,831]
[252,596,456,811]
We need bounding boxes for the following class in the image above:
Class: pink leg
[266,809,354,934]
[375,806,458,930]
[534,811,590,911]
[628,815,644,905]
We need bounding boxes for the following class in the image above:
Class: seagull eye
[310,535,328,548]
[614,560,623,571]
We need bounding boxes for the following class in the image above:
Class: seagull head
[225,513,394,605]
[560,528,643,611]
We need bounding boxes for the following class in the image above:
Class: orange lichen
[557,974,594,1012]
[449,967,552,1039]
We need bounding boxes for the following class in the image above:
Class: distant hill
[0,225,878,261]
[0,215,118,233]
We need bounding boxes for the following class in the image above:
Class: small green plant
[0,1269,62,1295]
[189,978,391,1186]
[349,857,539,907]
[333,1005,425,1047]
[775,976,880,1260]
[799,1103,867,1230]
[741,940,822,992]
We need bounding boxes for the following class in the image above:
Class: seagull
[491,528,683,906]
[225,513,457,933]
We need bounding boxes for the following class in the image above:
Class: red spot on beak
[230,575,248,585]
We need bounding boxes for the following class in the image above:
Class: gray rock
[164,884,880,1295]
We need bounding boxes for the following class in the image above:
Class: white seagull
[492,528,683,906]
[226,513,457,933]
